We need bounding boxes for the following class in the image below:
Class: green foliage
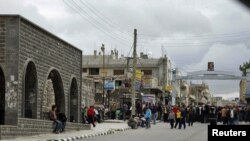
[239,60,250,76]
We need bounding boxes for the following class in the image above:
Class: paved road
[81,122,208,141]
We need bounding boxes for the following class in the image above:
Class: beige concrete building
[81,77,95,107]
[189,82,211,106]
[82,49,173,107]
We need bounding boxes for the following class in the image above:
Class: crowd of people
[127,103,196,129]
[217,105,250,125]
[126,102,250,129]
[48,103,250,134]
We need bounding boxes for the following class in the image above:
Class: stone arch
[22,60,38,118]
[0,65,5,124]
[69,77,78,122]
[42,68,65,119]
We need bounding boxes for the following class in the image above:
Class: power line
[126,44,133,58]
[63,0,250,50]
[137,34,250,44]
[63,0,131,47]
[137,31,250,47]
[137,37,250,48]
[120,44,134,66]
[79,0,133,38]
[138,30,250,39]
[70,0,131,43]
[137,34,250,45]
[78,1,132,41]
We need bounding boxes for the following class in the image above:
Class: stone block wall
[18,17,82,121]
[0,19,5,64]
[0,15,83,125]
[0,118,90,140]
[0,15,20,125]
[0,14,92,140]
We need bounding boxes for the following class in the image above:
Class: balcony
[142,76,158,88]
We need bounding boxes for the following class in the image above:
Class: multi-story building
[81,77,95,107]
[82,49,173,108]
[189,82,211,106]
[212,96,223,102]
[211,96,223,106]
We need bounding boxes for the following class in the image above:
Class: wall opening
[69,78,78,122]
[24,62,38,118]
[42,69,65,119]
[0,67,5,124]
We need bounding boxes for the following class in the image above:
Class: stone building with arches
[0,15,88,139]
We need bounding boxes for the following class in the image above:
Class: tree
[239,60,250,76]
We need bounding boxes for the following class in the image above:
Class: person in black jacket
[57,110,67,132]
[180,108,187,129]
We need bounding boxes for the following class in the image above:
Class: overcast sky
[1,0,250,99]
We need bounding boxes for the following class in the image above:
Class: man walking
[180,108,187,129]
[188,107,194,126]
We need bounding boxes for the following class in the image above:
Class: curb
[103,120,127,123]
[47,127,130,141]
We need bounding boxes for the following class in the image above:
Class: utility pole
[196,90,198,106]
[166,56,169,104]
[127,57,131,72]
[162,55,166,105]
[131,29,137,117]
[101,44,105,106]
[126,56,131,119]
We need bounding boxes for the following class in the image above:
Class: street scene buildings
[82,50,173,109]
[1,1,250,140]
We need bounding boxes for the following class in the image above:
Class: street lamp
[101,44,105,106]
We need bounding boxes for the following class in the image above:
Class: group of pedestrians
[168,106,196,129]
[218,105,250,125]
[126,104,195,130]
[169,104,250,126]
[126,102,250,131]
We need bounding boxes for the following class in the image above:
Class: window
[82,68,87,73]
[115,80,122,87]
[141,70,152,75]
[113,69,124,75]
[89,68,99,75]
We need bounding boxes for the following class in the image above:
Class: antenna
[161,44,164,58]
